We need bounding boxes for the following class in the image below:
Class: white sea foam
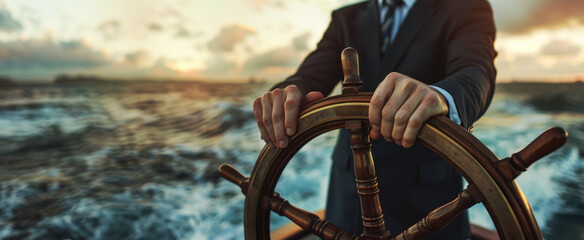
[0,105,89,138]
[1,83,582,239]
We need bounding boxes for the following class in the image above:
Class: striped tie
[380,0,403,55]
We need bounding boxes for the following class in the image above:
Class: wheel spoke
[392,185,483,240]
[346,120,390,238]
[218,163,355,240]
[495,127,567,181]
[268,193,356,240]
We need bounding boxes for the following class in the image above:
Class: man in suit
[252,0,496,238]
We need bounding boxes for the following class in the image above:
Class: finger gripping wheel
[218,47,568,240]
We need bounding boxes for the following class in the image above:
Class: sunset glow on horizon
[0,0,583,83]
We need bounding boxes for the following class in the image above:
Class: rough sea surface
[0,81,582,239]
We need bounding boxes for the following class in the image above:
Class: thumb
[303,91,324,105]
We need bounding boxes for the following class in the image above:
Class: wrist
[431,87,449,116]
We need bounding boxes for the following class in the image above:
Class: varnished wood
[393,185,483,240]
[272,209,499,240]
[217,164,355,240]
[271,209,500,240]
[346,120,389,238]
[218,163,250,195]
[421,117,543,239]
[341,47,362,95]
[237,98,557,239]
[269,193,355,240]
[219,47,567,240]
[271,210,326,240]
[495,127,568,181]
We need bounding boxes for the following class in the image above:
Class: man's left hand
[369,72,449,148]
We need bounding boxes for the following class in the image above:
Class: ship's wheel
[218,48,567,239]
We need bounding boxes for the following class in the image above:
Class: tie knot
[384,0,404,7]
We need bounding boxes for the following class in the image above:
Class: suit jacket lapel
[381,0,437,73]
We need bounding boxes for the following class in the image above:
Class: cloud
[242,47,301,73]
[174,27,204,39]
[292,32,311,51]
[244,0,286,9]
[192,30,204,38]
[147,23,163,31]
[97,20,121,40]
[163,6,185,22]
[202,31,313,78]
[76,57,186,80]
[125,58,182,78]
[174,27,204,38]
[125,50,150,67]
[146,58,182,77]
[493,0,584,34]
[0,38,111,79]
[241,32,312,76]
[496,52,584,80]
[174,27,191,38]
[208,23,255,53]
[0,4,22,32]
[202,57,237,75]
[540,39,582,57]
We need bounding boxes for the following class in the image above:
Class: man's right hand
[253,85,323,148]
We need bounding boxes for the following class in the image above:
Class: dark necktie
[380,0,404,55]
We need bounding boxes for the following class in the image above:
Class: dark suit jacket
[272,0,496,238]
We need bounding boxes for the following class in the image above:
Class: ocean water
[0,81,582,239]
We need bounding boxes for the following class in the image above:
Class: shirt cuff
[430,86,462,125]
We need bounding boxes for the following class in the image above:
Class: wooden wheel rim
[244,93,542,240]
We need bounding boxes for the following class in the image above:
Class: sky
[0,0,583,82]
